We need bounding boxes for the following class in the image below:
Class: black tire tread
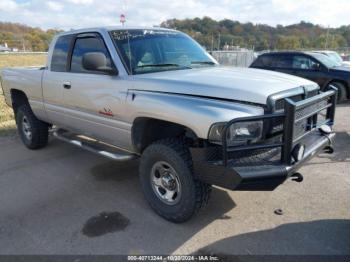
[16,104,49,149]
[328,81,347,102]
[140,138,211,222]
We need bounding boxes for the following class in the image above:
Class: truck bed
[1,67,45,107]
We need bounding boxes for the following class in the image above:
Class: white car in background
[313,50,350,67]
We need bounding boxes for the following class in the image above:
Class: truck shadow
[91,160,140,182]
[336,100,350,108]
[193,219,350,256]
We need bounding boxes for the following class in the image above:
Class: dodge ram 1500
[1,27,337,222]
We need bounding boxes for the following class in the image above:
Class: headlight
[209,120,263,146]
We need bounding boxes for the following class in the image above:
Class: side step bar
[53,129,137,161]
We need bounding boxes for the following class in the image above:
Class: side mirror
[82,52,118,75]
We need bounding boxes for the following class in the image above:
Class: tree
[276,36,301,50]
[160,17,350,51]
[0,22,62,51]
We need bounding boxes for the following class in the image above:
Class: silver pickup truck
[1,27,337,222]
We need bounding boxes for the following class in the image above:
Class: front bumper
[191,89,337,191]
[192,131,334,190]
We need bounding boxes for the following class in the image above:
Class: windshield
[310,53,341,68]
[327,52,343,64]
[110,29,216,74]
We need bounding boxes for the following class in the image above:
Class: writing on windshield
[110,29,216,74]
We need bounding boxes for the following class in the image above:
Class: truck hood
[131,67,318,105]
[331,66,350,73]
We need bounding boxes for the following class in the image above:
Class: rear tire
[327,82,347,103]
[139,138,211,223]
[16,104,49,149]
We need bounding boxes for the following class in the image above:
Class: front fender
[126,90,265,139]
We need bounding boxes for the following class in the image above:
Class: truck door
[61,33,130,149]
[42,34,74,127]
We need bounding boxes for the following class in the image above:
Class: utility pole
[218,32,221,51]
[211,34,214,52]
[22,38,26,52]
[325,26,330,49]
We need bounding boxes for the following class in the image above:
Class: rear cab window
[51,35,73,72]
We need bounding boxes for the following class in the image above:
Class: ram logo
[98,108,114,117]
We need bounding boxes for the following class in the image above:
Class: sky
[1,0,350,30]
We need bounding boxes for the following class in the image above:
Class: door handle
[63,81,71,89]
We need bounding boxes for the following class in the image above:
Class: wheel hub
[161,174,176,191]
[22,116,32,141]
[151,161,181,205]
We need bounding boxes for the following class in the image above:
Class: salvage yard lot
[0,100,349,254]
[0,54,349,255]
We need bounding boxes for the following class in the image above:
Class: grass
[0,94,16,137]
[0,53,47,136]
[0,53,47,69]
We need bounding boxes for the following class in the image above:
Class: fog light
[292,144,305,162]
[319,125,332,135]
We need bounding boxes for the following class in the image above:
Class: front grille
[293,97,331,140]
[293,118,308,140]
[274,90,319,111]
[307,89,319,97]
[270,89,320,135]
[295,99,328,121]
[275,94,303,111]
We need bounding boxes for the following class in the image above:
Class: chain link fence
[210,50,255,67]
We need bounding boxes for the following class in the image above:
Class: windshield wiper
[136,63,191,69]
[191,61,216,65]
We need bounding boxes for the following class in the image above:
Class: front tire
[327,82,347,102]
[139,138,211,223]
[16,104,49,149]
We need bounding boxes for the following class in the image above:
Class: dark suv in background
[250,51,350,102]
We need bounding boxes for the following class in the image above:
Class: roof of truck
[57,26,177,36]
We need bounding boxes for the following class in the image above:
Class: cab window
[70,35,112,73]
[51,35,73,72]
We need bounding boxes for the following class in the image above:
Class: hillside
[0,22,62,51]
[161,18,350,51]
[2,18,350,52]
